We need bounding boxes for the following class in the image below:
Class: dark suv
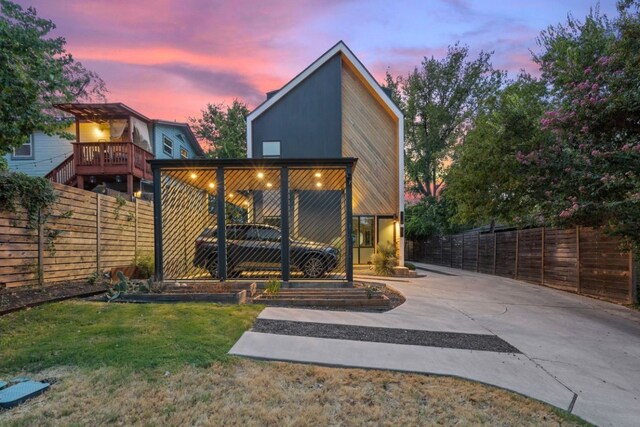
[194,224,339,278]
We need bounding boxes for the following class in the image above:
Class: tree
[386,44,504,199]
[189,100,249,159]
[520,1,640,252]
[404,192,465,240]
[0,0,106,159]
[446,75,552,229]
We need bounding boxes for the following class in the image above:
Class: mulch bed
[0,282,109,316]
[252,319,521,353]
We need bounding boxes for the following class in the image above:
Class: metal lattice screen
[158,166,347,281]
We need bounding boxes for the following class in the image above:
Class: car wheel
[207,259,219,279]
[303,256,326,278]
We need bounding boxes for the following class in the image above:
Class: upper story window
[262,141,280,158]
[12,136,34,159]
[180,147,189,159]
[163,136,173,156]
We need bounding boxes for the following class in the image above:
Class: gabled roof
[152,119,205,156]
[247,41,403,122]
[55,103,151,122]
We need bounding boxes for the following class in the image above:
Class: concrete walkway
[230,263,640,427]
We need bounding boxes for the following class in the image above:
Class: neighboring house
[246,41,405,266]
[5,128,74,177]
[5,103,203,196]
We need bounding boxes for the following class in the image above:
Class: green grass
[0,301,262,375]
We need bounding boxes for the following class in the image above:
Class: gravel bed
[252,319,520,353]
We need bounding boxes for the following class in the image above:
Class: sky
[17,0,619,122]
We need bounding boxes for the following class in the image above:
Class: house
[4,103,204,196]
[246,41,405,266]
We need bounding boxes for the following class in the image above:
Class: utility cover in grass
[0,381,50,409]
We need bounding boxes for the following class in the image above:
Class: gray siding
[251,54,342,158]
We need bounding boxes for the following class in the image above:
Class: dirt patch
[0,282,108,316]
[0,360,587,426]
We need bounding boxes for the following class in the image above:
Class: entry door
[377,217,396,251]
[352,216,374,264]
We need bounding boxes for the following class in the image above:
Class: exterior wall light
[115,175,122,183]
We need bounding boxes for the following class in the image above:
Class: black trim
[149,157,358,170]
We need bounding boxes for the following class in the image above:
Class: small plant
[363,285,376,299]
[405,262,416,271]
[370,243,397,276]
[264,279,281,296]
[134,250,154,279]
[87,271,100,286]
[107,272,164,301]
[113,195,127,219]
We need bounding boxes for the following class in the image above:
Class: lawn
[0,301,589,426]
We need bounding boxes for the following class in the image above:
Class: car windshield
[259,228,280,242]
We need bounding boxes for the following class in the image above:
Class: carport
[149,158,356,282]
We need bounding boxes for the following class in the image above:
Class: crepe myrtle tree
[0,0,107,162]
[520,0,640,252]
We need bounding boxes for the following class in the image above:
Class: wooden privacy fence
[406,227,637,304]
[0,183,154,289]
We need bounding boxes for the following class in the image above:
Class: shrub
[370,243,397,276]
[135,250,154,279]
[264,279,281,296]
[405,262,416,271]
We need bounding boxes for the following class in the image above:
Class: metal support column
[280,167,290,282]
[216,168,227,281]
[152,167,163,281]
[345,165,354,282]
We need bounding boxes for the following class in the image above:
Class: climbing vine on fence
[0,172,57,227]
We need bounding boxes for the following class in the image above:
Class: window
[180,147,189,159]
[245,227,261,241]
[163,136,173,156]
[12,136,33,159]
[259,227,281,242]
[262,141,280,158]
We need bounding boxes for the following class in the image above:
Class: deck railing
[73,141,154,179]
[46,154,75,185]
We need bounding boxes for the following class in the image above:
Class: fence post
[461,233,465,270]
[134,198,139,262]
[541,227,545,285]
[493,232,497,275]
[450,237,453,268]
[476,234,480,272]
[515,230,519,279]
[37,209,44,286]
[96,193,101,274]
[629,250,635,304]
[576,226,581,294]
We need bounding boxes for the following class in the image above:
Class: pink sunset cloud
[14,0,618,122]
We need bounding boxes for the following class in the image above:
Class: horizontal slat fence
[407,226,637,304]
[0,183,153,288]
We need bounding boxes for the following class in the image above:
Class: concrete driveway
[231,263,640,427]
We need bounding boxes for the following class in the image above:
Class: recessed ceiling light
[228,193,234,198]
[314,172,322,178]
[208,182,215,189]
[257,172,265,179]
[190,173,197,179]
[316,182,322,187]
[266,182,273,188]
[243,201,249,205]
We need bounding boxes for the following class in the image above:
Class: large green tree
[0,0,106,159]
[386,44,504,198]
[189,100,249,159]
[520,1,640,251]
[446,75,551,229]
